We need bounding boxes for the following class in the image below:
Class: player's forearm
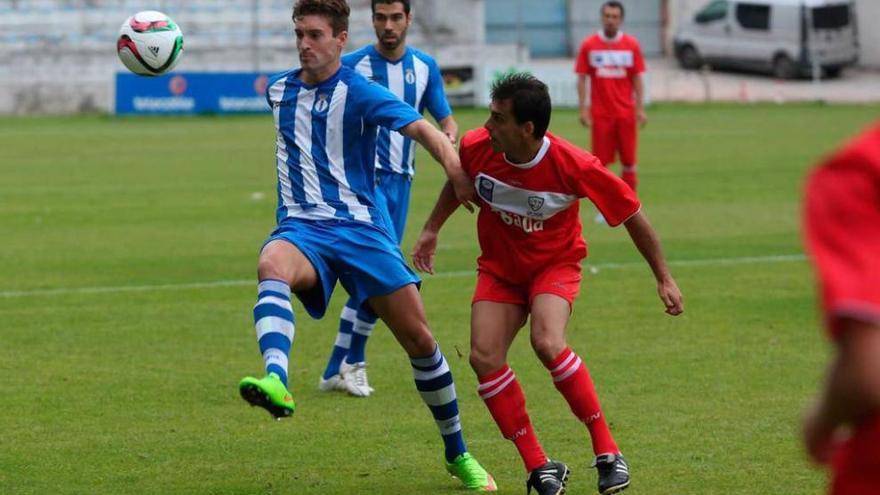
[403,119,461,176]
[624,211,672,282]
[439,116,459,144]
[815,320,880,430]
[633,75,645,111]
[422,180,460,234]
[577,76,588,109]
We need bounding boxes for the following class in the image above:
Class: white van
[673,0,858,78]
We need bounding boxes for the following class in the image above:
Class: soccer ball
[116,11,184,76]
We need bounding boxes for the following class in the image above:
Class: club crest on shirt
[313,93,330,113]
[527,196,544,212]
[478,177,495,202]
[405,68,416,85]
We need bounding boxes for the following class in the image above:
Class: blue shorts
[264,218,421,319]
[374,169,412,243]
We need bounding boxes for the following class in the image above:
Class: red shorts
[830,415,880,495]
[591,115,637,166]
[472,263,582,308]
[804,165,880,339]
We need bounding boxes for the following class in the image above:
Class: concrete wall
[666,0,880,67]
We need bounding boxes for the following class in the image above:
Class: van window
[812,5,850,29]
[695,0,728,24]
[736,3,770,30]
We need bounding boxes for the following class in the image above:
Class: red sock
[478,365,547,472]
[621,166,638,192]
[547,348,619,455]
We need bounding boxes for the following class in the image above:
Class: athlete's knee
[400,324,437,357]
[530,331,566,365]
[469,344,504,376]
[257,255,291,283]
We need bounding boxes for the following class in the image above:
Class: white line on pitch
[0,253,806,299]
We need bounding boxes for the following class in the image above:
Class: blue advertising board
[115,72,274,115]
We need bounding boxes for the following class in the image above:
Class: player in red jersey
[412,73,684,495]
[802,123,880,495]
[575,1,646,197]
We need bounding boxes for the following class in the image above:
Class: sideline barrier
[115,72,271,115]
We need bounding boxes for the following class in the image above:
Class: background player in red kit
[575,1,646,197]
[412,73,684,495]
[802,123,880,495]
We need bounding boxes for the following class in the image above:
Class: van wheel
[823,67,842,79]
[772,54,797,79]
[678,45,702,70]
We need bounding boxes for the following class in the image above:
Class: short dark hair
[490,73,551,139]
[371,0,410,14]
[293,0,350,35]
[601,1,625,18]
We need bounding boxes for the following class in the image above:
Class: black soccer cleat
[592,453,630,494]
[526,460,570,495]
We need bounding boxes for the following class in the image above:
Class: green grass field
[1,103,877,494]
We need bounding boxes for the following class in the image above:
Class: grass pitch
[1,103,877,494]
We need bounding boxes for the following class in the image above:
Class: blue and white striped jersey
[266,65,422,226]
[342,45,452,177]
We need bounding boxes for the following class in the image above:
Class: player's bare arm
[400,119,475,211]
[411,180,460,274]
[577,75,591,127]
[633,74,647,128]
[623,211,683,315]
[439,115,459,146]
[803,318,880,464]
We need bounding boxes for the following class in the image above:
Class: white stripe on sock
[340,305,357,323]
[262,348,288,370]
[437,414,462,436]
[412,359,449,382]
[334,332,352,348]
[420,383,458,406]
[550,352,576,374]
[553,356,582,383]
[255,295,292,312]
[480,373,516,400]
[255,316,295,341]
[352,319,375,337]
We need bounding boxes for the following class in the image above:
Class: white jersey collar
[504,136,551,169]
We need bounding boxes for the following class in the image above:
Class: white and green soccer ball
[116,11,184,76]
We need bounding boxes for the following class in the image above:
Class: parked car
[673,0,858,78]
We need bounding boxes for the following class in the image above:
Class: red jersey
[574,31,645,119]
[804,123,880,339]
[459,128,641,286]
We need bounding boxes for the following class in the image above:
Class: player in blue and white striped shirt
[319,0,459,397]
[237,1,495,490]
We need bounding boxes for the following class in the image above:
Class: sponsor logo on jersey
[527,196,544,212]
[591,50,633,79]
[405,68,416,85]
[492,207,544,234]
[478,177,495,202]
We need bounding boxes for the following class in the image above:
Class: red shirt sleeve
[630,38,646,77]
[574,38,592,75]
[564,148,641,226]
[459,128,483,178]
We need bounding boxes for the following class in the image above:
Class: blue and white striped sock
[253,279,295,387]
[345,305,376,365]
[322,303,356,379]
[411,345,468,462]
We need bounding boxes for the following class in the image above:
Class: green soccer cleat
[446,452,498,491]
[239,372,295,419]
